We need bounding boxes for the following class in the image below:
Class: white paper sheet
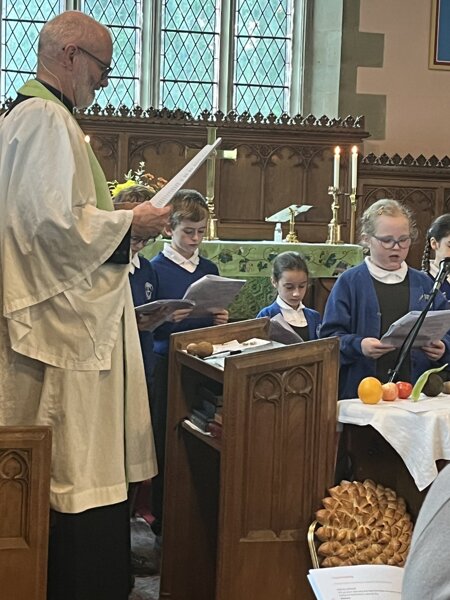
[380,309,450,347]
[307,565,403,600]
[134,298,195,315]
[149,138,222,208]
[182,274,246,316]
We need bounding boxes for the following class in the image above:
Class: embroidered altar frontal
[142,240,364,320]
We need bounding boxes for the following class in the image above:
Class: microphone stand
[387,262,450,383]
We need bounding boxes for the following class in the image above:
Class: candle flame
[334,146,340,155]
[351,145,358,154]
[85,135,90,144]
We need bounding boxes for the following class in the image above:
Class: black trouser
[149,354,169,536]
[47,500,131,600]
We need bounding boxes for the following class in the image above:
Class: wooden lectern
[160,319,339,600]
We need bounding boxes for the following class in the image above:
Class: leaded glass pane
[1,0,62,101]
[84,0,140,107]
[234,0,292,115]
[161,0,218,115]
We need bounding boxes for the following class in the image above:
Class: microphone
[388,257,450,382]
[431,257,450,295]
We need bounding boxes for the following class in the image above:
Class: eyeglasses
[64,45,112,80]
[372,235,412,249]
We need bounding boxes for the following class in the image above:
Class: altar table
[338,396,450,519]
[142,240,363,319]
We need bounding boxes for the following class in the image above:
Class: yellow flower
[107,162,167,200]
[110,179,136,197]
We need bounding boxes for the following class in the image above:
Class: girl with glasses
[320,198,450,399]
[422,214,450,301]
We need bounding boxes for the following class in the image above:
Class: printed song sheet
[134,299,195,329]
[182,274,246,316]
[149,138,222,208]
[134,299,195,315]
[380,309,450,347]
[308,565,403,600]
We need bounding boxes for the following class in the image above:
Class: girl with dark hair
[422,214,450,299]
[257,251,321,341]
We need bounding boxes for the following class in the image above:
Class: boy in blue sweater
[150,189,228,540]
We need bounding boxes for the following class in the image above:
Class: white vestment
[0,95,157,513]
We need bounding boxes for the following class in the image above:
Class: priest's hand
[361,337,396,359]
[422,340,445,361]
[131,202,170,238]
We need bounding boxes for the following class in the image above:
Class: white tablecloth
[338,395,450,491]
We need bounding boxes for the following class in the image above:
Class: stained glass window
[0,0,303,115]
[0,0,141,106]
[161,0,219,116]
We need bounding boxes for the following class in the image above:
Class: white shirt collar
[129,252,141,275]
[365,256,408,283]
[276,295,307,326]
[163,242,200,272]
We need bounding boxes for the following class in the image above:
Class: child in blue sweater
[320,199,450,399]
[257,251,321,341]
[149,189,228,539]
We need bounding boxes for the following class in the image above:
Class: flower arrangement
[108,161,168,199]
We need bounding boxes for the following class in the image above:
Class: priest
[0,10,169,600]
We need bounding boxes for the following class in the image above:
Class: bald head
[36,11,113,107]
[38,11,112,59]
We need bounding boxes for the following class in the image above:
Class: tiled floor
[129,517,160,600]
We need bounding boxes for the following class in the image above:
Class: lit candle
[351,146,358,191]
[333,146,340,189]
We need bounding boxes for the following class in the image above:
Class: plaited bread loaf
[315,479,413,567]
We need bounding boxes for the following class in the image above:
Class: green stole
[18,79,113,211]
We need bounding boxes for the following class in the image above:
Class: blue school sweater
[150,252,219,356]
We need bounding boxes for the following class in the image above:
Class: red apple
[396,381,413,399]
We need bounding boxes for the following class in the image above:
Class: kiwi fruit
[422,373,444,397]
[186,341,214,358]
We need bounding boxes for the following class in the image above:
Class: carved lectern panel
[0,427,51,600]
[0,449,30,546]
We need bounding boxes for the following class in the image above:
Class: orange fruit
[381,382,398,402]
[357,377,383,404]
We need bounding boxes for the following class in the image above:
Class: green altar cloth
[142,240,363,320]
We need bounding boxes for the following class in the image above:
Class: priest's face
[72,43,112,108]
[168,218,207,259]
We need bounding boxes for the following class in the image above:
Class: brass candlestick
[349,187,357,245]
[326,186,344,244]
[285,206,299,243]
